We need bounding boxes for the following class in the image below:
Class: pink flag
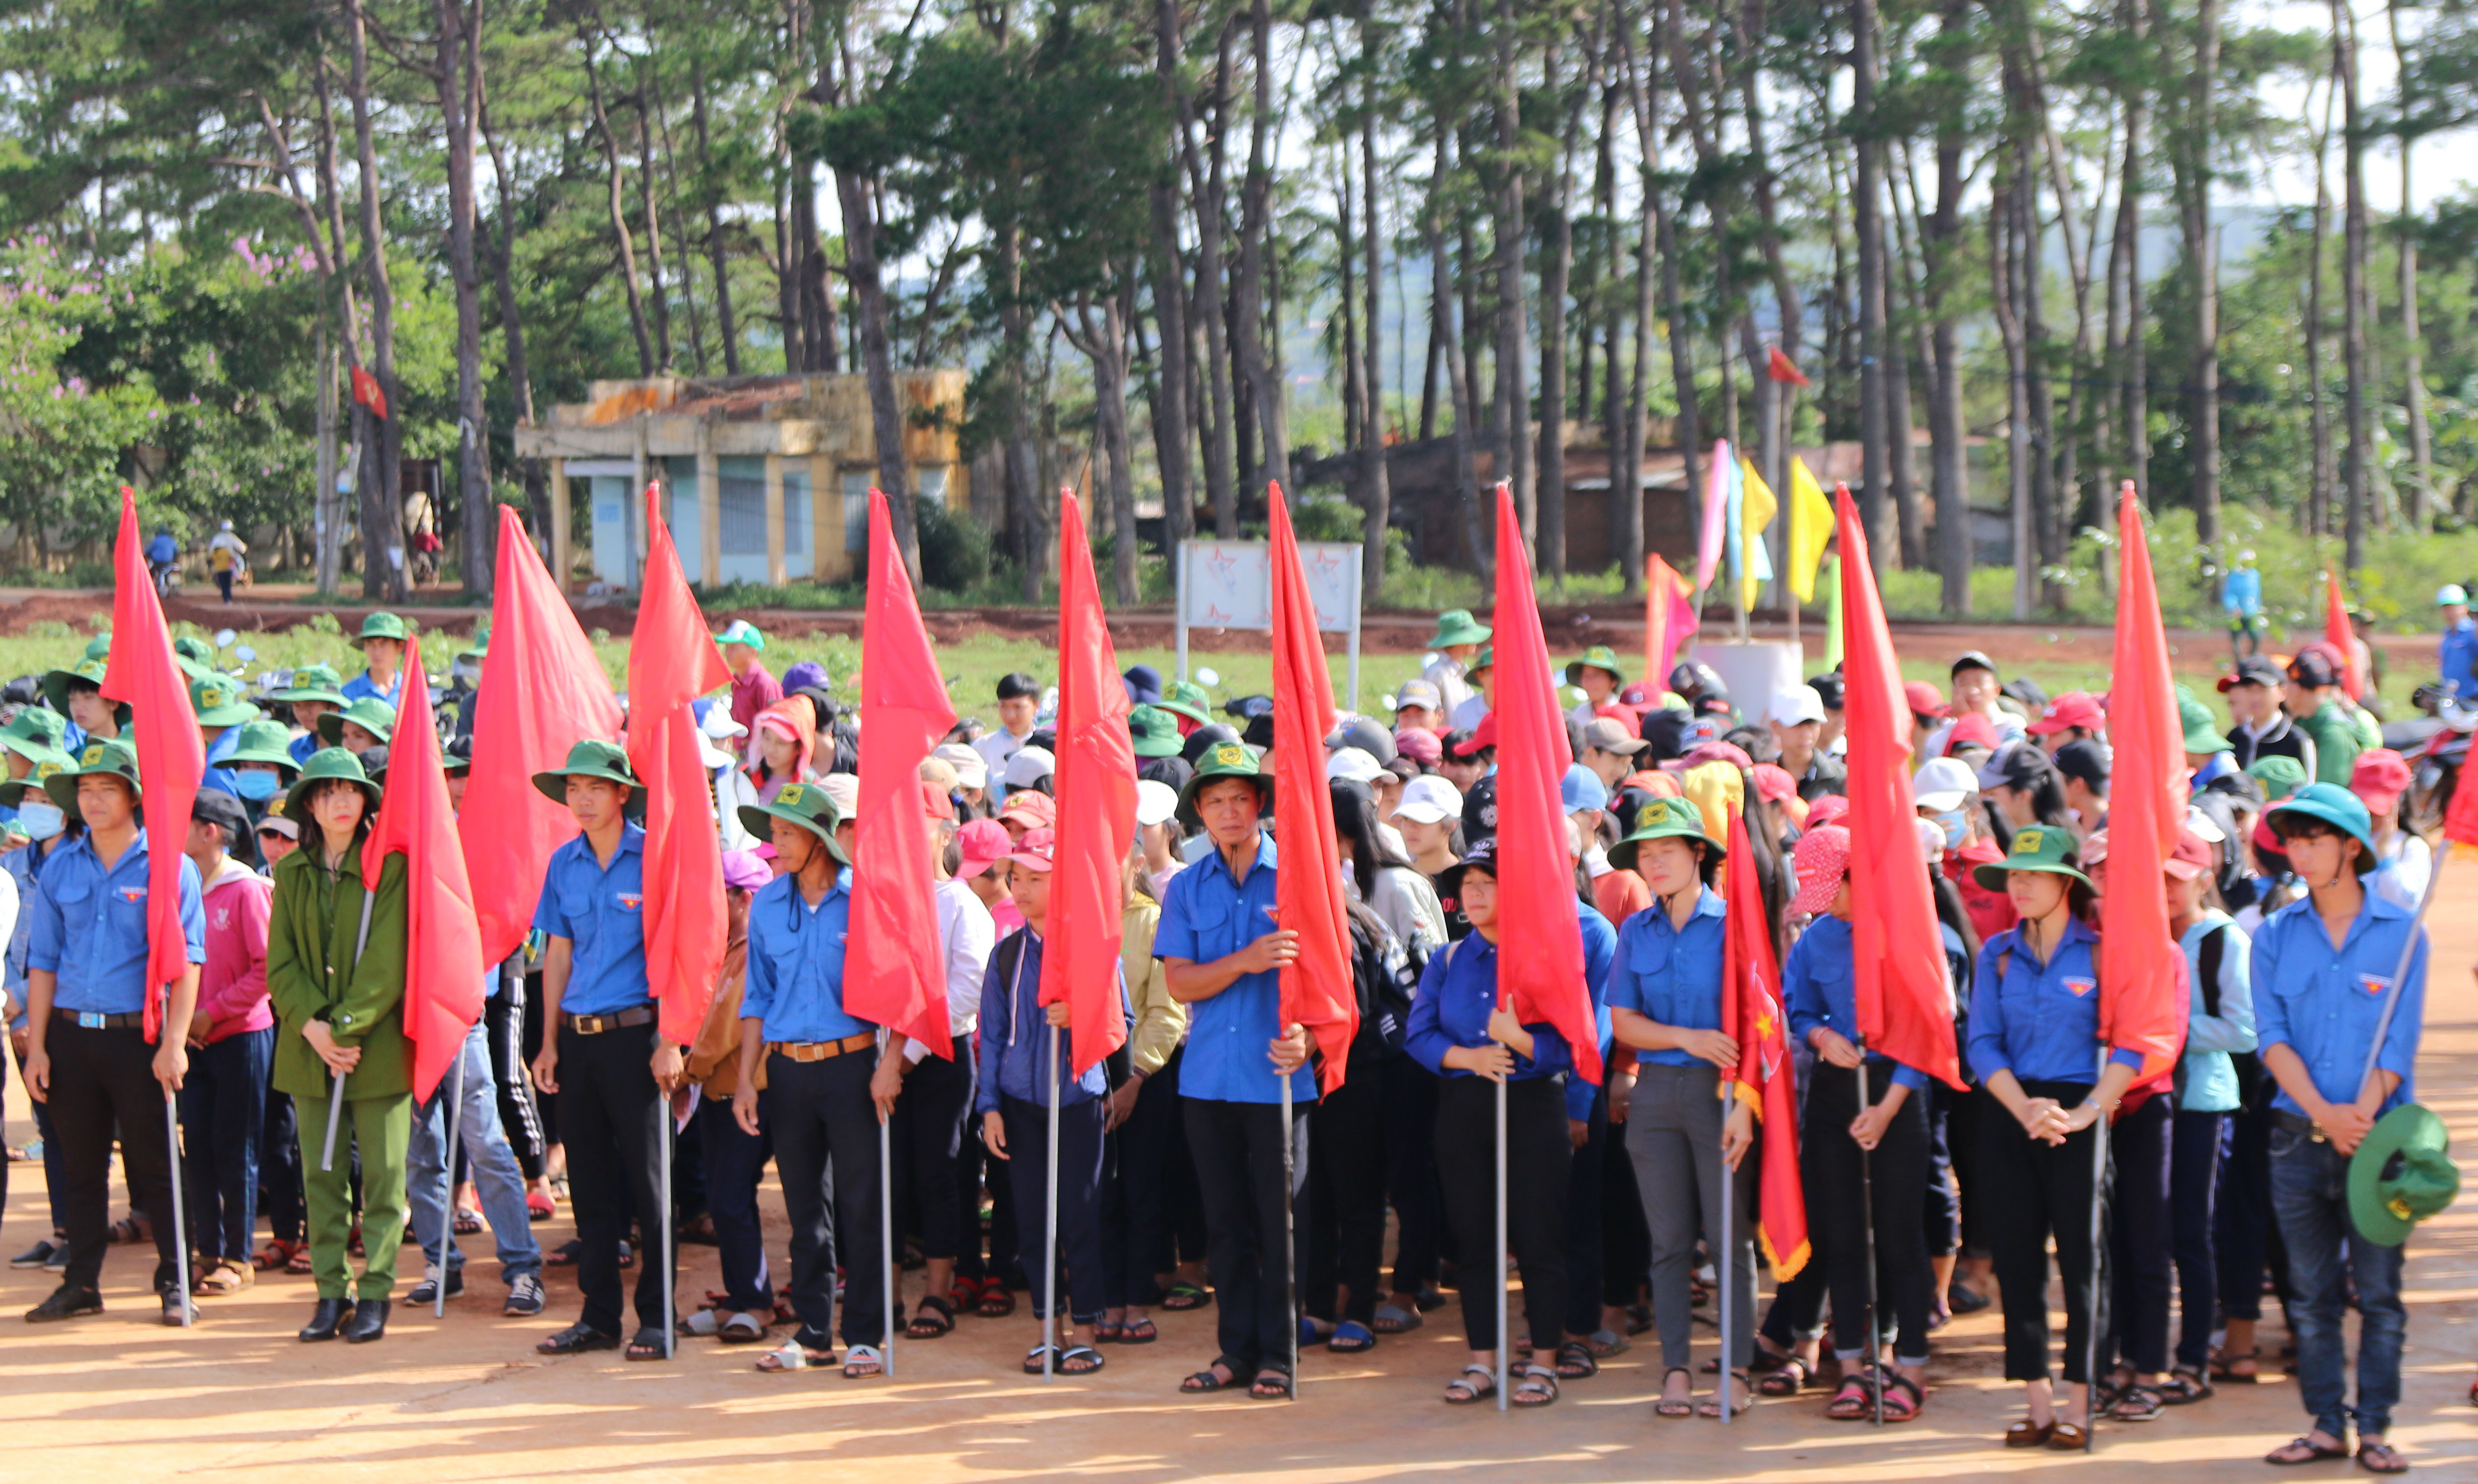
[1694,439,1732,592]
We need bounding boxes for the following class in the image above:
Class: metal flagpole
[879,1028,896,1379]
[2355,853,2443,1100]
[2084,1049,2108,1453]
[1718,1081,1735,1427]
[1494,1074,1508,1413]
[1854,1043,1883,1425]
[660,1086,675,1359]
[1044,1023,1061,1383]
[1281,1073,1300,1401]
[438,1048,465,1317]
[163,989,192,1327]
[321,891,378,1172]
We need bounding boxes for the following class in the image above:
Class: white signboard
[1176,539,1365,705]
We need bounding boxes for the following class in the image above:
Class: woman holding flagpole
[1966,827,2144,1449]
[1604,796,1757,1420]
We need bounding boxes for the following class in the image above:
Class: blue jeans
[408,1021,543,1283]
[2269,1124,2407,1440]
[2169,1109,2228,1369]
[179,1027,273,1264]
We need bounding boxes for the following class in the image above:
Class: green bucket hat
[1176,740,1272,830]
[224,718,303,774]
[1607,794,1728,873]
[531,738,645,820]
[349,611,410,650]
[172,634,219,681]
[1426,608,1492,650]
[735,777,849,865]
[190,673,260,729]
[2266,781,2379,870]
[0,755,69,808]
[41,655,130,724]
[0,707,74,770]
[713,619,767,651]
[1565,646,1628,688]
[273,663,350,706]
[1157,679,1214,728]
[1971,823,2092,892]
[317,696,397,748]
[2179,696,2230,755]
[2349,1103,2460,1247]
[283,746,383,825]
[2245,754,2307,803]
[1466,644,1496,679]
[44,737,141,813]
[1128,704,1182,759]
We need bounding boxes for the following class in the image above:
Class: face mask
[17,800,65,840]
[234,771,281,801]
[1933,809,1968,850]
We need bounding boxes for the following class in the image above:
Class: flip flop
[1327,1320,1376,1354]
[1160,1281,1211,1311]
[1371,1302,1422,1334]
[1059,1345,1105,1375]
[720,1312,769,1344]
[1119,1316,1158,1344]
[756,1337,834,1371]
[1023,1344,1059,1376]
[2265,1437,2351,1466]
[842,1344,884,1379]
[1181,1356,1244,1393]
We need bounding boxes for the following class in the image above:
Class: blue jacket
[972,929,1122,1115]
[1783,914,1928,1091]
[1404,899,1615,1122]
[2251,890,2424,1118]
[2444,616,2478,700]
[1966,915,2146,1087]
[529,824,650,1018]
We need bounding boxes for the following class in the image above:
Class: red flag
[2324,568,2362,701]
[98,487,203,1043]
[845,488,960,1057]
[464,505,624,967]
[626,487,732,1047]
[1489,483,1602,1085]
[1766,345,1811,388]
[360,641,486,1102]
[1643,552,1700,692]
[1268,483,1358,1094]
[2099,485,2191,1083]
[350,365,389,420]
[1835,484,1965,1089]
[2446,741,2478,847]
[1038,489,1137,1078]
[1719,806,1810,1280]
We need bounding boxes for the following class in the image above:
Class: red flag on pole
[845,487,961,1057]
[1643,553,1700,693]
[1765,345,1811,387]
[464,505,623,967]
[1038,489,1137,1078]
[1268,483,1358,1094]
[2098,485,2192,1082]
[1835,484,1965,1089]
[99,487,203,1043]
[626,487,732,1047]
[1719,806,1810,1279]
[1488,483,1602,1085]
[359,641,486,1102]
[2324,568,2362,701]
[350,366,389,420]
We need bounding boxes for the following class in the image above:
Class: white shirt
[972,727,1033,806]
[1451,695,1491,732]
[2372,831,2432,912]
[908,878,995,1063]
[1922,706,2026,758]
[1423,657,1476,720]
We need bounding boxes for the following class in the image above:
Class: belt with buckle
[53,1009,143,1030]
[2272,1110,2328,1143]
[561,1006,656,1035]
[766,1031,879,1063]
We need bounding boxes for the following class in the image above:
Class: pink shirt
[729,664,783,738]
[197,865,274,1043]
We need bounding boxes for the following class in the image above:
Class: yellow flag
[1738,458,1778,611]
[1787,456,1834,603]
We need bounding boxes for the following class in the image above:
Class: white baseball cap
[1004,746,1056,790]
[1135,778,1179,829]
[820,774,859,820]
[1326,747,1385,785]
[1393,774,1465,825]
[933,741,987,791]
[1767,685,1828,728]
[1912,755,1976,812]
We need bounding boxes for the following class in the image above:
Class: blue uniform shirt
[2442,616,2478,700]
[201,724,240,799]
[1604,886,1727,1067]
[973,930,1116,1114]
[27,828,205,1015]
[1153,832,1315,1103]
[340,670,401,707]
[739,871,869,1046]
[1783,914,1928,1091]
[530,823,651,1018]
[289,731,320,767]
[1966,915,2146,1086]
[2250,891,2425,1118]
[1406,896,1617,1122]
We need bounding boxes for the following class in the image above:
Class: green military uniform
[2295,699,2362,788]
[266,761,413,1304]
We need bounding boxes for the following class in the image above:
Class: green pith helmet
[283,746,383,827]
[1971,823,2092,892]
[1157,679,1214,727]
[317,696,397,748]
[1128,704,1182,758]
[41,656,130,726]
[1608,794,1727,872]
[1426,608,1492,650]
[2266,781,2378,871]
[736,777,849,866]
[1176,740,1272,830]
[0,708,73,771]
[2178,695,2230,755]
[1565,646,1628,688]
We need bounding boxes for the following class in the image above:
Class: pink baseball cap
[2163,831,2215,882]
[1789,825,1851,917]
[1749,763,1797,806]
[2028,692,2106,736]
[956,818,1012,878]
[1007,827,1057,873]
[999,790,1056,831]
[721,850,772,892]
[2351,748,2412,815]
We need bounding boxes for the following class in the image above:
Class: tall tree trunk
[438,0,493,598]
[1925,2,1970,615]
[1737,0,1799,492]
[345,0,407,602]
[1359,12,1391,599]
[2334,0,2369,571]
[825,32,919,580]
[634,73,675,371]
[2389,0,2431,529]
[1537,36,1575,585]
[1145,181,1196,561]
[2183,0,2223,542]
[307,49,364,596]
[1617,6,1663,599]
[1852,0,1891,572]
[1070,287,1140,604]
[691,58,741,376]
[1492,0,1531,550]
[581,31,655,374]
[1429,133,1486,576]
[1992,165,2033,620]
[2307,85,2333,538]
[1165,1,1236,534]
[1232,0,1288,494]
[1339,147,1364,455]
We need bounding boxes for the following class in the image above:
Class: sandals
[1059,1345,1105,1375]
[252,1239,300,1273]
[1555,1340,1598,1379]
[977,1279,1017,1318]
[842,1343,884,1378]
[1249,1365,1293,1400]
[1513,1364,1559,1407]
[286,1243,315,1276]
[1876,1372,1923,1422]
[1023,1344,1058,1375]
[1094,1319,1125,1344]
[1583,1328,1629,1357]
[452,1206,484,1235]
[195,1258,251,1295]
[1758,1356,1814,1397]
[2158,1366,2212,1404]
[2211,1350,2261,1383]
[546,1239,584,1268]
[720,1312,768,1344]
[2357,1441,2409,1474]
[1180,1356,1244,1393]
[1326,1320,1376,1354]
[2108,1383,2164,1423]
[1698,1371,1752,1418]
[1444,1363,1497,1405]
[2266,1437,2352,1466]
[1372,1302,1423,1334]
[1826,1373,1878,1421]
[1654,1366,1696,1418]
[526,1190,556,1223]
[1119,1316,1158,1344]
[1160,1281,1210,1311]
[108,1214,151,1246]
[625,1327,670,1361]
[947,1276,979,1313]
[906,1294,956,1339]
[757,1337,836,1372]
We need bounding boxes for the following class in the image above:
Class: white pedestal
[1692,640,1806,715]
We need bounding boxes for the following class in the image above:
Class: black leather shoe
[299,1297,356,1341]
[24,1284,103,1323]
[537,1320,621,1355]
[343,1298,390,1343]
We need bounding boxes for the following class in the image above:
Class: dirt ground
[6,878,2478,1483]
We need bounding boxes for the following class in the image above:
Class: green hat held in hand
[2349,1104,2460,1247]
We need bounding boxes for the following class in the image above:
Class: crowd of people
[0,593,2461,1472]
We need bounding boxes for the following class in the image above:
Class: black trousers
[892,1036,975,1262]
[260,1089,304,1244]
[2216,1097,2289,1323]
[1982,1078,2108,1385]
[1806,1061,1934,1364]
[487,980,545,1180]
[1119,1044,1207,1296]
[1302,1056,1386,1327]
[1435,1074,1569,1355]
[558,1021,672,1336]
[2105,1091,2175,1376]
[2170,1108,2228,1370]
[765,1050,885,1348]
[1382,1052,1446,1296]
[1563,1078,1607,1337]
[179,1027,272,1265]
[47,1020,181,1294]
[1922,1081,1961,1256]
[1600,1105,1649,1308]
[1003,1093,1109,1323]
[1183,1095,1309,1374]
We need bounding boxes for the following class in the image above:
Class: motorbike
[2400,683,2477,839]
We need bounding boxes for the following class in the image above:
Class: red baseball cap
[1903,680,1946,719]
[999,790,1056,831]
[2164,831,2216,881]
[1804,795,1851,830]
[921,779,957,822]
[955,818,1011,878]
[2028,692,2106,736]
[1007,827,1056,873]
[2351,748,2413,814]
[1749,763,1797,806]
[1941,712,1999,756]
